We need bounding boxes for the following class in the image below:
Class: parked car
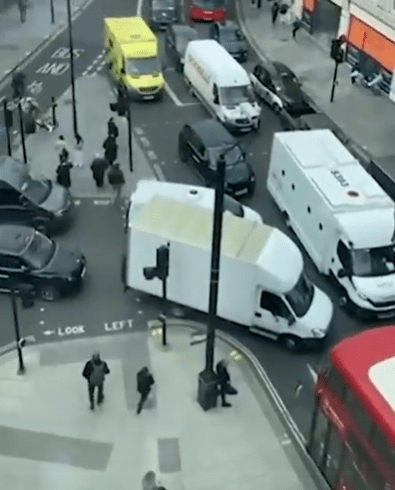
[250,61,311,116]
[148,0,178,30]
[165,24,199,72]
[188,0,226,22]
[0,156,73,234]
[178,119,255,197]
[0,225,86,301]
[209,21,248,62]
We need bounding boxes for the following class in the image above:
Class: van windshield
[285,272,314,318]
[126,57,161,76]
[153,0,175,8]
[220,85,255,106]
[351,245,395,277]
[21,232,55,270]
[208,146,243,167]
[20,177,51,205]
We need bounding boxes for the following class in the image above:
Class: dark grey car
[0,156,73,234]
[149,0,178,30]
[209,21,248,62]
[165,24,199,71]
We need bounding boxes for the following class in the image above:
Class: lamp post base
[197,369,218,411]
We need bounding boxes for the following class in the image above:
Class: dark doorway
[312,0,341,48]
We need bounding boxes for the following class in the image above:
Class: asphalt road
[0,0,391,445]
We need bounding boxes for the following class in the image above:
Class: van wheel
[254,118,261,131]
[281,335,303,352]
[40,284,60,302]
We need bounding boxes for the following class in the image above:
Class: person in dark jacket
[136,367,155,414]
[82,352,110,410]
[103,134,118,164]
[56,161,73,189]
[107,163,125,205]
[90,153,109,187]
[216,359,233,407]
[271,1,280,25]
[107,117,119,139]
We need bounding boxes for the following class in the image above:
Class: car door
[0,254,27,292]
[252,290,293,338]
[0,188,32,225]
[260,67,277,104]
[188,131,208,183]
[166,27,175,56]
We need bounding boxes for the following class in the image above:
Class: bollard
[51,96,58,128]
[3,99,12,156]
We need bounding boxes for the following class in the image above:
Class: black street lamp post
[18,99,27,164]
[127,105,133,172]
[197,152,226,411]
[50,0,55,24]
[11,289,25,375]
[66,0,78,136]
[3,98,13,156]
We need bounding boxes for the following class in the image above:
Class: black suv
[178,119,255,197]
[0,225,86,301]
[149,0,178,30]
[0,156,73,234]
[209,21,248,62]
[165,24,199,72]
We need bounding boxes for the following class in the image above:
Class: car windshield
[20,232,55,270]
[223,195,244,217]
[221,29,242,43]
[285,272,314,318]
[126,57,161,76]
[20,177,51,205]
[192,0,224,9]
[220,85,256,106]
[279,70,299,92]
[208,146,243,167]
[351,245,395,277]
[153,0,175,7]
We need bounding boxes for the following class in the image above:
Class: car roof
[171,24,198,36]
[0,225,34,255]
[0,156,27,189]
[273,61,295,76]
[216,21,238,31]
[189,119,235,147]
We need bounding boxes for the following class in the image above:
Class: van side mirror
[121,68,126,75]
[338,268,348,278]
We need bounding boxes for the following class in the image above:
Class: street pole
[18,99,27,164]
[50,0,55,24]
[66,0,78,137]
[197,153,226,411]
[330,59,339,103]
[51,96,58,128]
[3,99,12,157]
[127,105,133,172]
[161,276,167,346]
[11,290,25,375]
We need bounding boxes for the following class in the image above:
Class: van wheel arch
[281,334,303,352]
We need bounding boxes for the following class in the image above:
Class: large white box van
[267,129,395,319]
[125,197,333,351]
[183,39,261,133]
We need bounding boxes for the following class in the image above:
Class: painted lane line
[147,150,157,160]
[139,136,150,148]
[134,127,144,135]
[93,199,111,205]
[153,163,166,181]
[97,53,104,59]
[43,330,56,336]
[165,82,183,107]
[307,363,318,383]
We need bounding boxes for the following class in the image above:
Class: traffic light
[331,39,345,63]
[11,71,26,99]
[143,245,170,281]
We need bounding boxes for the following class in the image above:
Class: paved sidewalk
[13,75,157,199]
[0,0,91,89]
[237,0,395,159]
[0,321,327,490]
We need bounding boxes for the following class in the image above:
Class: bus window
[326,428,345,487]
[342,454,372,490]
[344,390,374,441]
[327,367,346,401]
[371,428,395,480]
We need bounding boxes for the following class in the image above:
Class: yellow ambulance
[104,17,164,100]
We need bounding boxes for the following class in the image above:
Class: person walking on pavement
[108,163,125,205]
[82,352,110,411]
[17,0,27,23]
[55,135,70,164]
[56,160,73,189]
[90,153,109,188]
[271,1,280,25]
[216,358,237,407]
[136,367,155,414]
[292,18,302,40]
[74,134,84,167]
[107,117,119,139]
[103,134,118,165]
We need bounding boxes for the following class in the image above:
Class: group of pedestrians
[271,0,301,40]
[54,117,125,205]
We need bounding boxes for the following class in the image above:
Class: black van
[0,156,73,234]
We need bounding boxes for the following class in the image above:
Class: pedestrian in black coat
[56,161,73,189]
[292,19,302,39]
[90,153,109,187]
[107,163,125,205]
[136,367,155,414]
[271,1,280,25]
[107,117,119,138]
[216,359,235,407]
[103,135,118,164]
[82,352,110,411]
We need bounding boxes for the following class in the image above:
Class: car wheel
[281,335,303,352]
[40,284,60,302]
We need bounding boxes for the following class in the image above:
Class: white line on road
[147,150,157,160]
[307,363,318,383]
[139,136,150,148]
[93,199,111,205]
[153,163,166,181]
[165,82,184,107]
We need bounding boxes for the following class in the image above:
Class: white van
[267,129,395,319]
[126,180,262,225]
[183,39,261,133]
[125,197,333,351]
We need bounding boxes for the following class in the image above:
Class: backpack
[90,361,106,386]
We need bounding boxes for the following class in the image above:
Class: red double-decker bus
[307,326,395,490]
[188,0,227,22]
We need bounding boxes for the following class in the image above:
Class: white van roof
[185,39,249,87]
[276,129,394,213]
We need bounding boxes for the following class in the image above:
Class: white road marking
[165,82,184,107]
[134,127,144,135]
[153,163,166,181]
[139,136,150,148]
[93,199,111,205]
[307,363,318,383]
[147,150,157,160]
[43,330,56,336]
